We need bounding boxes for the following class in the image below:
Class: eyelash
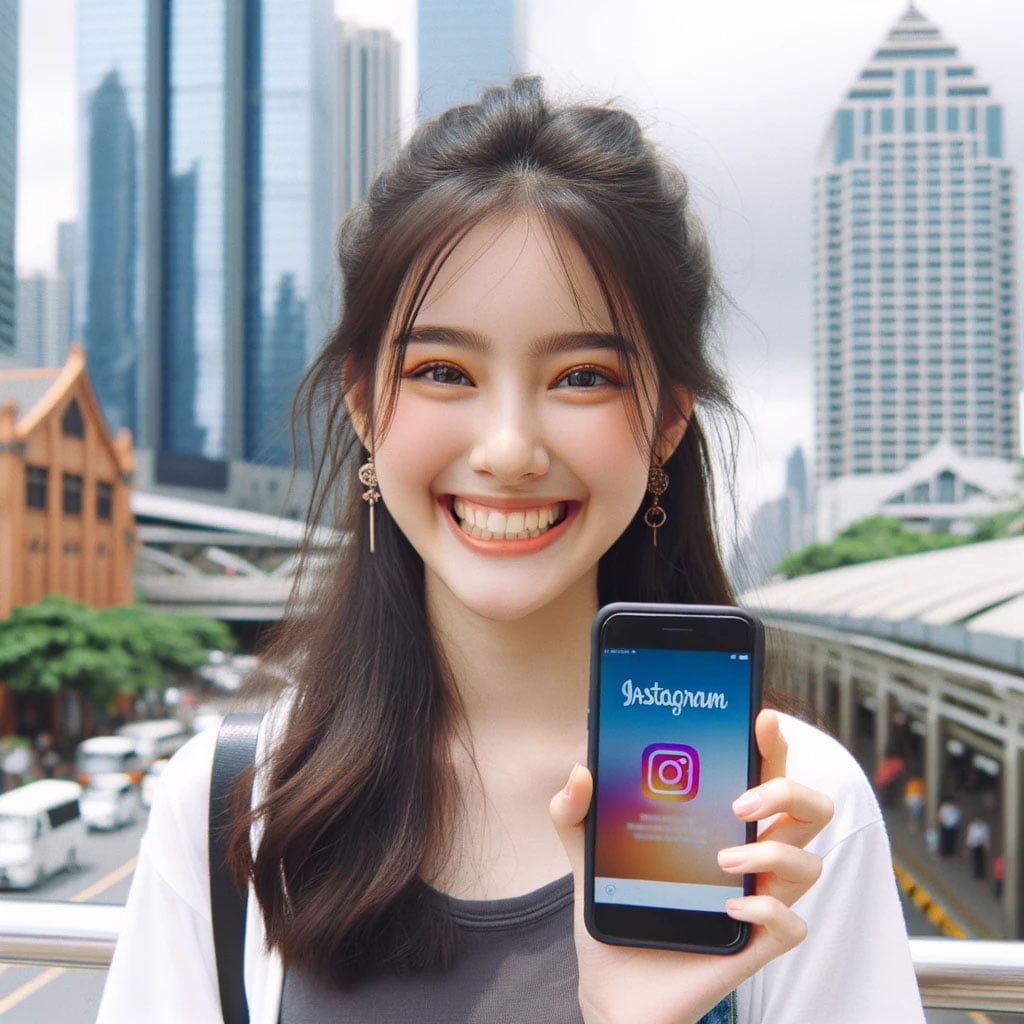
[404,361,622,390]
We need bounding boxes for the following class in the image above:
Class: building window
[62,473,84,516]
[881,107,894,133]
[26,466,48,509]
[61,399,85,438]
[97,481,114,521]
[905,108,916,132]
[904,69,916,97]
[925,68,937,96]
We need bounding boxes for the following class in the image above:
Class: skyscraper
[812,4,1019,488]
[336,22,401,219]
[418,0,524,121]
[0,0,17,357]
[77,0,334,503]
[16,272,70,367]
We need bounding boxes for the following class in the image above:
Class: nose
[467,405,550,483]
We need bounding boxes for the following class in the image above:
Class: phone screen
[592,645,754,915]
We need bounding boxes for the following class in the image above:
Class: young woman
[99,78,924,1023]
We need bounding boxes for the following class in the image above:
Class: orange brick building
[0,343,136,618]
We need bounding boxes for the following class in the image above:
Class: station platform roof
[742,536,1024,641]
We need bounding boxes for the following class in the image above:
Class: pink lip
[439,496,580,556]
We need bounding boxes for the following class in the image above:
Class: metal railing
[0,901,1022,1013]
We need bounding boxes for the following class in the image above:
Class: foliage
[0,595,235,707]
[776,516,971,579]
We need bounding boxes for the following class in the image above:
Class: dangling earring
[358,455,380,553]
[644,461,668,547]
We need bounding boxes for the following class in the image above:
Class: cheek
[374,397,468,500]
[558,406,651,502]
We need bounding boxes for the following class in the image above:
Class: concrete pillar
[813,648,827,722]
[1003,725,1023,938]
[838,656,855,752]
[874,669,892,767]
[924,696,944,834]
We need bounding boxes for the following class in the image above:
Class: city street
[0,813,143,1022]
[0,809,1012,1022]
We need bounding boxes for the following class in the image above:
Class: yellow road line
[0,968,65,1014]
[969,1013,994,1024]
[0,855,137,1016]
[69,856,136,904]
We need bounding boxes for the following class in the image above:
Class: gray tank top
[279,874,736,1023]
[279,874,581,1023]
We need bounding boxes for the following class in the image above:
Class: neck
[427,572,597,737]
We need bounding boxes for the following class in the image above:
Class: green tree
[776,516,971,579]
[0,595,235,707]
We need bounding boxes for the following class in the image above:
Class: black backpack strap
[209,711,265,1024]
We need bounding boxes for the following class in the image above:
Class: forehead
[412,213,614,336]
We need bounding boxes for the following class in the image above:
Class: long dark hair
[234,76,744,986]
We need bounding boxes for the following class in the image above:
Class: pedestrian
[904,776,925,831]
[993,853,1005,899]
[964,815,990,880]
[873,749,905,808]
[937,796,962,858]
[98,77,924,1023]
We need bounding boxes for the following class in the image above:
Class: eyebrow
[405,326,630,357]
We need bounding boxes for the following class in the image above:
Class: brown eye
[555,367,617,389]
[409,363,472,385]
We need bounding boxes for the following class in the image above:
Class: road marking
[69,856,137,903]
[969,1013,994,1024]
[0,968,65,1014]
[0,855,137,1015]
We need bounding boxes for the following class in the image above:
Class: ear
[654,387,694,464]
[342,358,372,450]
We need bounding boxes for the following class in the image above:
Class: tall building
[0,0,17,357]
[336,22,401,219]
[16,272,70,367]
[56,221,77,351]
[76,1,333,507]
[418,0,524,121]
[812,4,1019,489]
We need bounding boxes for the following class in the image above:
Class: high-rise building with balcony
[76,0,334,506]
[0,0,17,358]
[418,0,524,121]
[812,4,1019,488]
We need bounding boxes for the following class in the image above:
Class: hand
[550,709,834,1024]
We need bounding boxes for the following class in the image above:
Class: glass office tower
[813,4,1019,486]
[77,0,334,486]
[0,0,18,357]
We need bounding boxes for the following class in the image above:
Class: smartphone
[584,602,764,954]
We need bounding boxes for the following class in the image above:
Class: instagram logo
[642,743,700,801]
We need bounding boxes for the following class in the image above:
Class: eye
[553,366,620,389]
[407,362,473,386]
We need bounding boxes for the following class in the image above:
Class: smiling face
[368,212,669,624]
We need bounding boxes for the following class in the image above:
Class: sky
[13,0,1024,518]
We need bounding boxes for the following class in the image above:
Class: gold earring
[358,455,380,553]
[644,462,668,547]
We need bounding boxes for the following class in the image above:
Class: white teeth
[452,498,567,541]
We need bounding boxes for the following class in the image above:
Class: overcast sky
[14,0,1024,516]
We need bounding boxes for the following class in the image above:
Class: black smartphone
[584,602,764,954]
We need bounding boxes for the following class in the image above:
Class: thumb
[550,762,593,880]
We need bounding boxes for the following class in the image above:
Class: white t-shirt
[97,709,925,1024]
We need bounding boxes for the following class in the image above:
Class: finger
[734,777,835,848]
[718,840,823,906]
[725,894,808,959]
[755,708,787,782]
[549,763,592,882]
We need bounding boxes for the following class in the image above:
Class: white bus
[0,780,85,889]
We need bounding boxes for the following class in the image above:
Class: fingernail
[724,898,746,919]
[717,848,745,871]
[563,762,583,796]
[733,793,761,817]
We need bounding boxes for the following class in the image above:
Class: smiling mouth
[451,497,569,541]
